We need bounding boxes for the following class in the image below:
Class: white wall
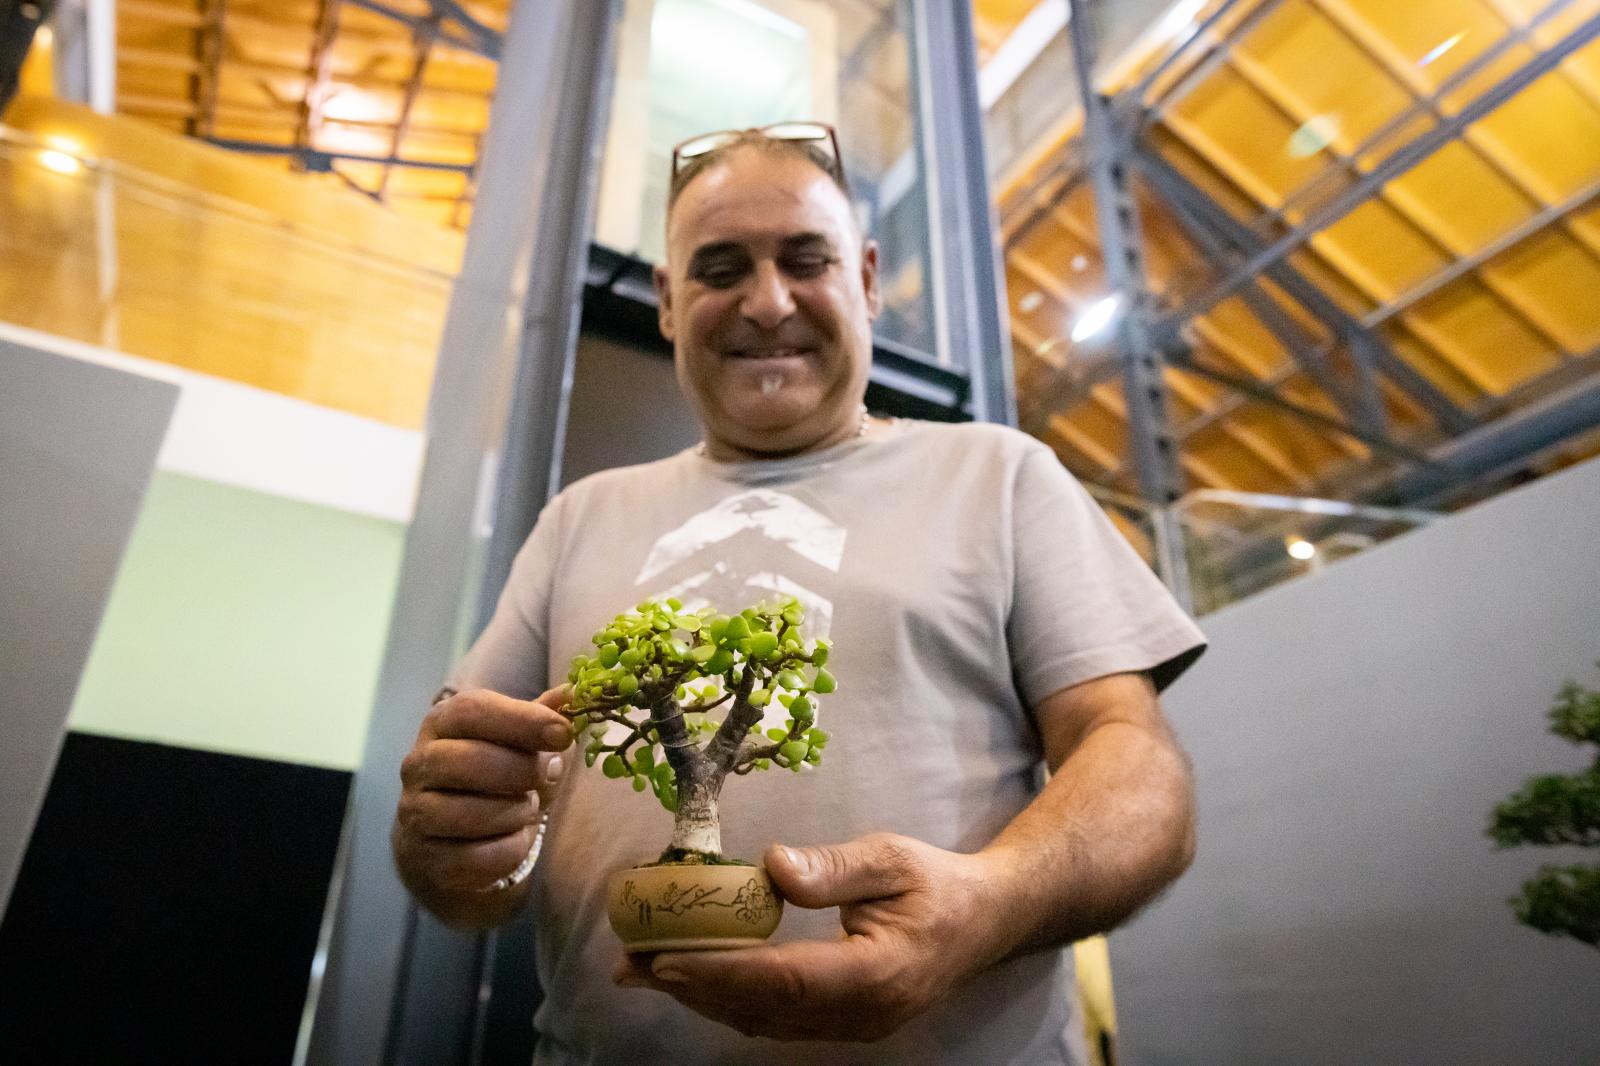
[1116,455,1600,1065]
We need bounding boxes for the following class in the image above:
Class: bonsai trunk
[668,775,723,856]
[648,668,764,863]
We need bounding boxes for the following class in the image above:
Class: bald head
[668,136,851,221]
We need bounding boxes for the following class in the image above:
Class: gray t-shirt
[450,419,1205,1065]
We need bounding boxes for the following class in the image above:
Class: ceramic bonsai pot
[606,862,783,952]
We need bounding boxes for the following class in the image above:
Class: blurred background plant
[1488,666,1600,950]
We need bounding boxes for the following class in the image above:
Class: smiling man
[392,124,1206,1065]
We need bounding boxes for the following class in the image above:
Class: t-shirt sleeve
[445,492,568,700]
[1006,444,1206,707]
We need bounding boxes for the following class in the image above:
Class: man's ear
[860,240,882,320]
[653,263,676,342]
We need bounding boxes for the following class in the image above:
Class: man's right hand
[392,685,572,926]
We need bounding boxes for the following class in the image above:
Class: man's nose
[740,261,796,330]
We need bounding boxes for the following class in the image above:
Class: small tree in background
[1488,665,1600,949]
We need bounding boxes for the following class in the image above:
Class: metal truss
[1136,144,1476,436]
[345,0,501,59]
[205,137,475,173]
[1262,0,1583,236]
[1154,6,1600,340]
[1065,0,1189,601]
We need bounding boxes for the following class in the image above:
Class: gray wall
[561,332,700,487]
[0,342,176,913]
[1116,454,1600,1066]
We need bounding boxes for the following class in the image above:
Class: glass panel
[1179,497,1435,614]
[0,123,452,770]
[594,0,936,356]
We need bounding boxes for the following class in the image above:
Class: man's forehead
[668,155,856,254]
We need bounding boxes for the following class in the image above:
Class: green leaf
[598,644,620,668]
[812,669,836,694]
[766,727,788,742]
[789,695,812,720]
[691,644,716,663]
[602,754,626,779]
[779,740,809,766]
[632,775,647,792]
[617,674,639,698]
[783,607,803,627]
[666,597,683,611]
[805,747,822,765]
[723,615,750,642]
[707,648,734,674]
[748,631,779,659]
[777,670,803,691]
[633,747,654,773]
[748,687,771,708]
[620,647,643,669]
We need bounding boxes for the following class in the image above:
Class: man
[393,124,1205,1064]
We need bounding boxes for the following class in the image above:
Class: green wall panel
[68,472,406,771]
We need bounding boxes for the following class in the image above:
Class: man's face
[654,148,881,458]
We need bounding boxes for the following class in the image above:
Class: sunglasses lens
[675,131,737,165]
[760,122,829,143]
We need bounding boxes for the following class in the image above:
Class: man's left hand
[612,833,1010,1043]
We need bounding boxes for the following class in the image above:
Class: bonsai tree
[561,594,835,864]
[1487,664,1600,949]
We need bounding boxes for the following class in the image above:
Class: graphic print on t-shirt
[633,488,845,642]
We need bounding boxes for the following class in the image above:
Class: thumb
[765,834,924,909]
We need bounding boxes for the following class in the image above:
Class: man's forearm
[978,713,1195,958]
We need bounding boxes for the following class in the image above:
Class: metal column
[1065,0,1191,607]
[303,2,619,1064]
[906,0,1017,427]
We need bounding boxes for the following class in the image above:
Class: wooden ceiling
[101,0,1600,521]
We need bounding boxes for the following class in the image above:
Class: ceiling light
[1417,30,1467,68]
[1286,537,1316,561]
[1070,294,1122,343]
[1157,0,1208,39]
[1288,114,1341,159]
[1071,254,1089,272]
[38,149,82,176]
[1019,291,1044,313]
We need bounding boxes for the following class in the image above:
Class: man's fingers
[397,789,537,840]
[424,688,573,754]
[397,827,532,892]
[648,937,867,1005]
[401,738,542,794]
[765,833,925,908]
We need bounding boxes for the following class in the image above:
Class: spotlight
[39,149,83,175]
[1070,294,1122,343]
[1286,537,1316,561]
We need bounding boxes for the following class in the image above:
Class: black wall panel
[0,733,350,1065]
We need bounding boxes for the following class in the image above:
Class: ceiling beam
[1153,7,1600,340]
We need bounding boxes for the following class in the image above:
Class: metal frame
[1065,0,1190,604]
[303,4,616,1064]
[906,0,1017,426]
